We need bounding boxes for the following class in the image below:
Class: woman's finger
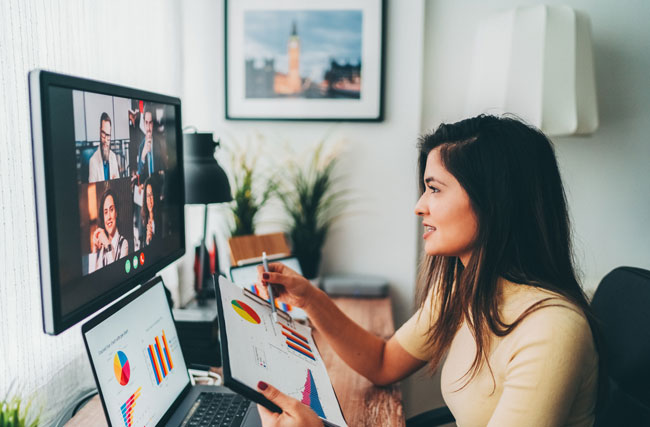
[257,381,296,411]
[262,272,297,289]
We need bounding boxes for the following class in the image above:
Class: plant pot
[296,247,322,280]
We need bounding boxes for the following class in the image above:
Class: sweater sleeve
[394,289,437,361]
[487,305,597,427]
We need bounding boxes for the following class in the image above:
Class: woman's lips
[423,225,436,239]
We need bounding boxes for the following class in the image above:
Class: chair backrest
[591,266,650,425]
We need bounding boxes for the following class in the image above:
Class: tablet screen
[216,276,347,427]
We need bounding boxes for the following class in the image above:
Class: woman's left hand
[256,381,323,427]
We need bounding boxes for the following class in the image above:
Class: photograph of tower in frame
[244,10,362,99]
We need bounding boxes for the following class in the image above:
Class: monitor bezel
[29,70,186,335]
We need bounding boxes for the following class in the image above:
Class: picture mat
[218,276,347,426]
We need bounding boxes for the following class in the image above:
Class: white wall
[0,0,182,423]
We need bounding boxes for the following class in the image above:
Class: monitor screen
[29,70,185,335]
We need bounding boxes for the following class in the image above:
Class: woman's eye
[428,186,440,194]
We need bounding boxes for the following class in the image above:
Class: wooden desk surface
[67,297,405,427]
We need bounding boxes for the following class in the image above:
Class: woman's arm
[304,289,426,385]
[259,264,426,385]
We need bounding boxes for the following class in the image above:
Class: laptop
[82,276,262,427]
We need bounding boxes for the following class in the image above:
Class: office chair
[591,266,650,426]
[406,405,454,427]
[407,266,650,426]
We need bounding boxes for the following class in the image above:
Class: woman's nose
[414,194,427,216]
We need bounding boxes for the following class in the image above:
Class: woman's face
[414,148,478,264]
[146,184,154,213]
[103,194,117,237]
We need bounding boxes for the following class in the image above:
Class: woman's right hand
[255,262,319,310]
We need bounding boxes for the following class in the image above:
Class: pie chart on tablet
[113,351,131,386]
[231,300,261,324]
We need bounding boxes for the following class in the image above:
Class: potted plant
[0,383,40,427]
[278,142,347,279]
[227,144,277,237]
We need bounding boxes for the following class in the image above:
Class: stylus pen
[262,252,279,323]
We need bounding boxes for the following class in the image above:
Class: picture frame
[225,0,386,122]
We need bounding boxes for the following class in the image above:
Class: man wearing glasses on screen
[89,112,120,183]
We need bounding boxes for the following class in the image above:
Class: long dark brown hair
[416,115,604,400]
[140,177,158,227]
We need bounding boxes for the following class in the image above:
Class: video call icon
[133,255,139,269]
[125,259,131,274]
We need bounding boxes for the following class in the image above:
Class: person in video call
[137,104,166,181]
[140,177,159,247]
[89,112,120,182]
[93,188,129,269]
[254,115,602,427]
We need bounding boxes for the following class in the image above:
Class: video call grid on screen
[73,91,178,275]
[31,71,185,334]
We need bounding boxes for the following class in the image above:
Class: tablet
[214,275,347,427]
[229,256,308,320]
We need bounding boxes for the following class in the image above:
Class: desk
[67,297,405,426]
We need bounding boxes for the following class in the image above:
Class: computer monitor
[29,70,185,335]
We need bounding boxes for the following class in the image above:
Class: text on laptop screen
[84,282,189,426]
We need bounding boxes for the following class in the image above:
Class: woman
[94,188,129,268]
[254,115,602,426]
[140,177,159,247]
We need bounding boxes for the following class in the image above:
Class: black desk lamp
[183,131,232,302]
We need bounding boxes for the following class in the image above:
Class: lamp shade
[466,5,598,136]
[183,132,232,204]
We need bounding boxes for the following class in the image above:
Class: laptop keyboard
[181,392,251,427]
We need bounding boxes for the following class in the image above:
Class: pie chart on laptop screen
[113,351,131,386]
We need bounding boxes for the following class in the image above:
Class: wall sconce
[466,4,598,136]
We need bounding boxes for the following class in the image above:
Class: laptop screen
[83,280,189,426]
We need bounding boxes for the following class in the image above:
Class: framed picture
[225,0,385,121]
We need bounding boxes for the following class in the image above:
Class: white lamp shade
[466,5,598,136]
